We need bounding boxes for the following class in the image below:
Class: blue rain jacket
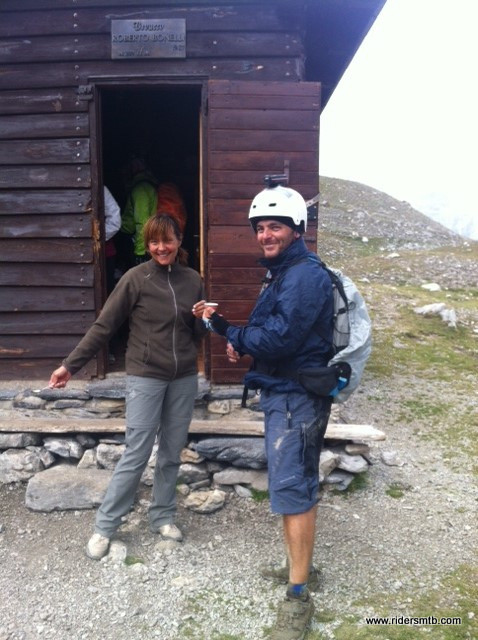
[225,237,334,393]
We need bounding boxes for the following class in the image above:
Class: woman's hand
[49,365,72,389]
[192,300,206,318]
[193,300,219,320]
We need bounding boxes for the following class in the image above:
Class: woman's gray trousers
[95,374,197,537]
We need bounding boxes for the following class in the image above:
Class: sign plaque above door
[111,19,186,59]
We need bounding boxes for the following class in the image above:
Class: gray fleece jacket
[64,260,206,380]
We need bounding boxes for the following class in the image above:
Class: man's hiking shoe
[260,560,322,592]
[86,533,110,560]
[270,595,315,640]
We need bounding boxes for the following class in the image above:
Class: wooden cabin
[0,0,385,384]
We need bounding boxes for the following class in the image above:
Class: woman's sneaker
[86,533,110,560]
[157,523,183,541]
[260,560,322,591]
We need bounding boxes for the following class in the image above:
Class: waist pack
[296,362,352,399]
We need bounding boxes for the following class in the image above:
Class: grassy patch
[181,633,242,640]
[319,232,386,261]
[178,591,259,639]
[124,555,144,566]
[333,472,369,497]
[395,396,477,474]
[385,482,411,499]
[322,565,478,639]
[368,302,478,383]
[363,279,478,471]
[315,609,338,623]
[250,488,269,502]
[397,398,450,422]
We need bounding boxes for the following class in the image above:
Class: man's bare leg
[283,504,318,585]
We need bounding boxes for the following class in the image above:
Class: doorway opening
[99,84,203,372]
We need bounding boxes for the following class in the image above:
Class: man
[119,156,158,267]
[203,184,334,639]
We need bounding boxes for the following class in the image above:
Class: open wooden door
[205,80,321,383]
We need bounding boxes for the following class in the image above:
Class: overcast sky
[319,0,478,239]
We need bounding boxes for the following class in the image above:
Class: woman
[49,214,208,560]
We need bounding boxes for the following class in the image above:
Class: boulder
[25,464,112,511]
[0,448,44,483]
[183,489,226,513]
[191,437,266,469]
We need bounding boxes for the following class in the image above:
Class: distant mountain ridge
[316,175,477,294]
[318,176,467,250]
[413,193,478,240]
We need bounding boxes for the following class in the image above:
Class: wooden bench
[0,418,385,440]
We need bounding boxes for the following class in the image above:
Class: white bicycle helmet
[248,185,308,232]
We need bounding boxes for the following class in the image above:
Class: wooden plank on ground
[0,418,386,441]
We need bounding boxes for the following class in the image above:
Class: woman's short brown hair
[143,214,188,265]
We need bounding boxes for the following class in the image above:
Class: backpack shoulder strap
[322,265,349,309]
[303,257,349,353]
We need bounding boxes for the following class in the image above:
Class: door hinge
[77,84,93,101]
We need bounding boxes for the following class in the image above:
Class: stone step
[0,417,385,441]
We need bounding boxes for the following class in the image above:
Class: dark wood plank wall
[206,80,320,383]
[0,1,310,381]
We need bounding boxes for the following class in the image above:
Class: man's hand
[201,303,219,320]
[226,342,241,364]
[49,365,72,389]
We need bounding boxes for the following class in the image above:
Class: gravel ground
[1,397,476,640]
[1,178,477,640]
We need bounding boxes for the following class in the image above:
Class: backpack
[156,182,187,233]
[314,258,372,403]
